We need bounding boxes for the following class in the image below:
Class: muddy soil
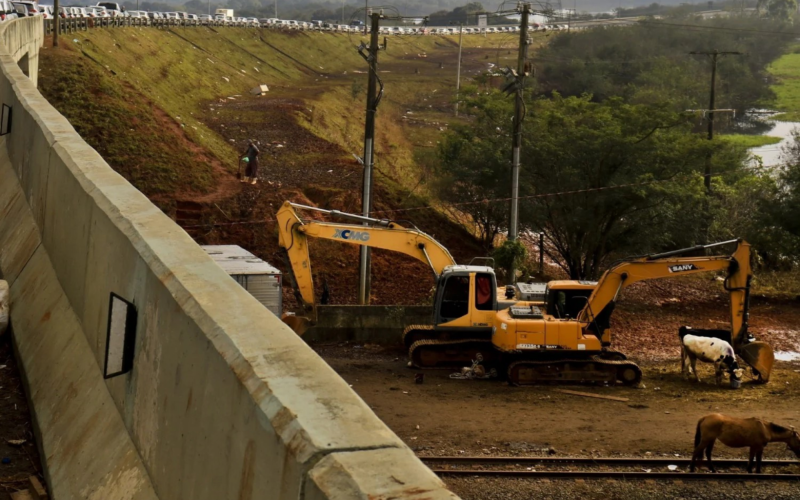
[312,280,800,467]
[0,336,43,497]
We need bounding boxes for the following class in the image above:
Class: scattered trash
[402,391,409,395]
[642,469,652,473]
[6,439,25,447]
[667,465,678,471]
[250,84,269,96]
[665,411,671,414]
[222,76,229,82]
[415,425,420,430]
[449,353,497,380]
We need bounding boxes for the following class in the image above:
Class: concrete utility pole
[364,0,369,34]
[690,49,741,194]
[53,0,59,46]
[358,11,382,305]
[454,23,463,116]
[274,0,277,19]
[508,2,531,284]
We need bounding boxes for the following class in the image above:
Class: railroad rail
[420,456,800,481]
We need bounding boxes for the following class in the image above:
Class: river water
[747,120,800,167]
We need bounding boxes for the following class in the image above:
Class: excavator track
[402,325,436,349]
[507,356,642,387]
[408,338,499,369]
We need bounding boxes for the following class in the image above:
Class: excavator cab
[432,266,498,328]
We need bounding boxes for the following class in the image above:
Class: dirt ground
[312,279,800,499]
[0,336,43,498]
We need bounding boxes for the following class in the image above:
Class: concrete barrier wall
[0,17,457,500]
[304,305,433,344]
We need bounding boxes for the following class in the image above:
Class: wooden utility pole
[358,12,382,305]
[454,23,463,116]
[508,2,531,284]
[690,50,741,194]
[54,0,59,46]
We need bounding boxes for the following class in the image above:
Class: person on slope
[240,140,260,185]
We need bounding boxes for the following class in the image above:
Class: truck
[202,245,282,317]
[215,8,233,18]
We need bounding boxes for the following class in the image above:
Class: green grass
[767,45,800,121]
[39,28,526,203]
[718,134,782,148]
[38,43,216,198]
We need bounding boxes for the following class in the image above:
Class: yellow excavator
[488,239,774,385]
[277,202,774,386]
[276,201,515,339]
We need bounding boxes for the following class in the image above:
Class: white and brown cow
[679,331,744,388]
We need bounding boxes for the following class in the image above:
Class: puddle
[774,351,800,362]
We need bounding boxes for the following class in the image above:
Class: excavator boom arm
[579,240,751,346]
[276,201,456,308]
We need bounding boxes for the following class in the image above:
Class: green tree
[438,92,751,279]
[433,89,512,250]
[766,0,798,21]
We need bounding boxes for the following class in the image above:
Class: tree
[432,89,512,250]
[518,95,738,278]
[437,92,750,279]
[766,0,798,21]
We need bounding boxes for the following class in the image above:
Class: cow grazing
[679,331,744,388]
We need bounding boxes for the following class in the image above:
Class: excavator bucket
[738,341,774,384]
[282,314,312,336]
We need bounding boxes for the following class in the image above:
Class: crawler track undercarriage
[403,326,642,387]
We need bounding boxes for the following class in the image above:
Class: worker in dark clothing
[241,140,260,185]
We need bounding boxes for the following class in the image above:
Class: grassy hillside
[40,27,528,198]
[767,45,800,121]
[38,26,533,304]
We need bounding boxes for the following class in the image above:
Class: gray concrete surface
[304,305,433,344]
[0,17,458,500]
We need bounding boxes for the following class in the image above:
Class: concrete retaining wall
[304,305,433,344]
[0,17,457,500]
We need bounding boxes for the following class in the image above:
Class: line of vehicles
[3,2,570,35]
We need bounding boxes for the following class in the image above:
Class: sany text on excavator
[276,202,774,386]
[488,239,774,386]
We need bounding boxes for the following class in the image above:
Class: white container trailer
[202,245,282,317]
[215,8,233,18]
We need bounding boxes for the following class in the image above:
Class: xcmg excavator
[277,202,774,386]
[276,201,519,339]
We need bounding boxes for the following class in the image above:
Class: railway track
[420,456,800,481]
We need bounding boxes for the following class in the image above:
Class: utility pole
[454,23,463,116]
[507,2,531,284]
[357,11,382,305]
[364,0,369,34]
[274,0,277,19]
[690,50,741,194]
[53,0,59,46]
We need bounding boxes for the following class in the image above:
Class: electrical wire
[179,167,768,229]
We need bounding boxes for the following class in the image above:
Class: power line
[180,166,768,230]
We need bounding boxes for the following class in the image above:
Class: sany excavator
[277,202,774,386]
[490,239,774,386]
